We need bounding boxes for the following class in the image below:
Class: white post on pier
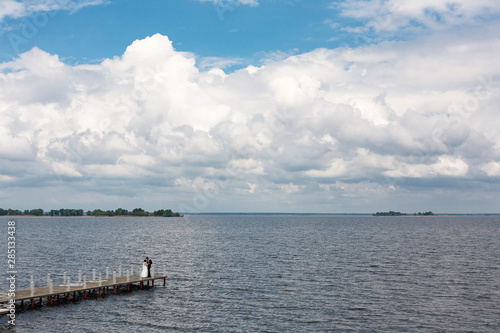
[126,270,130,282]
[152,266,155,277]
[66,277,71,291]
[118,264,122,277]
[78,270,82,283]
[49,279,53,293]
[130,264,134,276]
[83,275,87,288]
[47,273,51,285]
[113,271,116,284]
[106,267,109,279]
[98,273,102,286]
[63,272,67,285]
[92,268,96,281]
[30,275,35,296]
[163,264,166,276]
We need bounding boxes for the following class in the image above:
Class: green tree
[153,209,179,217]
[7,209,22,215]
[90,209,106,216]
[29,208,44,216]
[115,208,129,216]
[132,208,149,216]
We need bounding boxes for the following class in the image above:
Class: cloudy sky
[0,0,499,213]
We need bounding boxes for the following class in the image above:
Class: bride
[140,260,148,278]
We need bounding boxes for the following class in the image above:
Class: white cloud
[0,0,107,23]
[0,0,25,21]
[384,156,469,178]
[0,174,14,182]
[247,182,256,193]
[197,56,244,71]
[336,0,500,33]
[51,161,83,178]
[258,48,300,64]
[228,159,265,175]
[198,0,259,8]
[481,162,500,177]
[1,30,500,211]
[279,183,301,194]
[269,74,322,107]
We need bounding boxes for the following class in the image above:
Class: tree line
[0,208,182,217]
[373,211,435,216]
[0,208,46,216]
[86,208,181,217]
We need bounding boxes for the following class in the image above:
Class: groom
[145,257,153,277]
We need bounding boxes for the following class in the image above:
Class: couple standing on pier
[140,257,152,278]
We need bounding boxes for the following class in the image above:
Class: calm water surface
[1,215,499,332]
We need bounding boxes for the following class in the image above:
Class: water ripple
[1,215,499,332]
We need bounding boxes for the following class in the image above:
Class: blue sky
[1,0,500,213]
[1,0,348,67]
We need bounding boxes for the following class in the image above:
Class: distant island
[0,208,182,217]
[373,211,434,216]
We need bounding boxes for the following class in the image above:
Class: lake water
[1,215,499,332]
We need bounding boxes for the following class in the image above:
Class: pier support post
[140,282,143,290]
[127,284,130,291]
[152,279,155,287]
[164,277,166,286]
[114,286,116,294]
[99,288,102,297]
[67,294,70,303]
[31,299,34,308]
[50,296,53,306]
[84,291,87,299]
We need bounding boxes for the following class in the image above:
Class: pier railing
[0,263,168,315]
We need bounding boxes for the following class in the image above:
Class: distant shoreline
[0,207,182,217]
[1,213,498,217]
[0,215,183,218]
[179,212,500,216]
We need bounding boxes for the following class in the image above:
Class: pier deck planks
[0,275,166,304]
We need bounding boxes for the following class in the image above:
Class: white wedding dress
[140,263,148,278]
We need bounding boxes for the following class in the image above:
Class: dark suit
[146,258,152,277]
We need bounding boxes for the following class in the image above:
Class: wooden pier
[0,274,166,313]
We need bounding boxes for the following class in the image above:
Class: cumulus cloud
[1,30,500,212]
